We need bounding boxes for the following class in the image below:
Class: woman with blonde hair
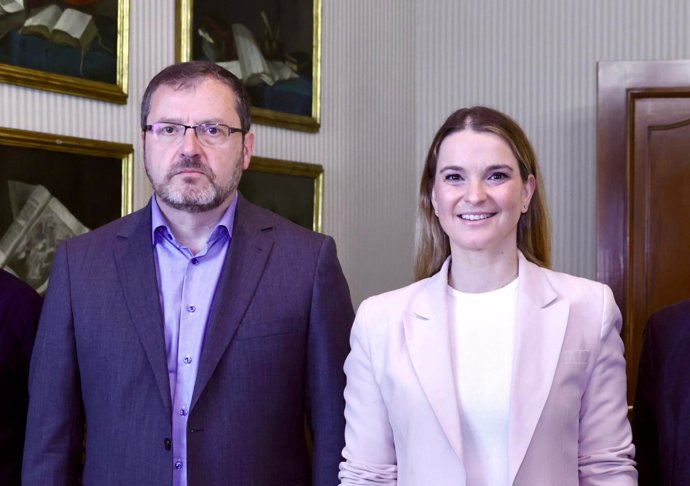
[339,106,636,485]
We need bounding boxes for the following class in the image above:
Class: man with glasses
[23,61,354,486]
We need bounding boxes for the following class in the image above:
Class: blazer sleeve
[307,236,355,486]
[339,299,398,485]
[22,244,85,486]
[632,317,662,486]
[577,285,637,485]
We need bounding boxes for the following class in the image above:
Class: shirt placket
[171,256,203,485]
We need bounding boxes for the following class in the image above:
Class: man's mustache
[166,156,214,181]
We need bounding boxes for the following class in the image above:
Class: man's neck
[157,195,234,255]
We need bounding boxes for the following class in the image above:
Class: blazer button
[164,438,172,451]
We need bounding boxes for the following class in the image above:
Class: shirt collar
[150,193,238,246]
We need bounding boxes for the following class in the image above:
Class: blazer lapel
[113,203,171,413]
[403,259,464,462]
[191,196,274,409]
[507,254,569,483]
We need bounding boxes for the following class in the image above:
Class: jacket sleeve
[578,285,637,485]
[0,270,42,485]
[339,299,398,485]
[632,317,662,486]
[22,243,85,485]
[307,236,355,486]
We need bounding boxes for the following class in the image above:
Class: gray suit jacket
[22,195,354,486]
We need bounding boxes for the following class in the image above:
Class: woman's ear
[522,174,536,211]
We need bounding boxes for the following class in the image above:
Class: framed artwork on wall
[0,0,130,103]
[176,0,321,132]
[0,126,133,292]
[240,156,323,232]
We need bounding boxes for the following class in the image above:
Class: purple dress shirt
[151,195,236,486]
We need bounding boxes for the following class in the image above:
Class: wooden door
[597,60,690,404]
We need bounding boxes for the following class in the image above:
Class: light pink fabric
[339,253,637,486]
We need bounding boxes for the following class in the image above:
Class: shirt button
[183,355,192,364]
[180,407,188,416]
[187,305,196,313]
[174,460,183,470]
[191,257,199,265]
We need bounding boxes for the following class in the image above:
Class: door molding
[597,60,690,402]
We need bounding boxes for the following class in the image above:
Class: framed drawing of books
[240,156,323,232]
[0,0,130,104]
[0,126,133,293]
[176,0,321,132]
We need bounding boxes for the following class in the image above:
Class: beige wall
[2,1,690,307]
[415,0,690,278]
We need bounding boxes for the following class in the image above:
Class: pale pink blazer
[339,253,636,486]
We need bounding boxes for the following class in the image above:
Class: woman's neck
[448,249,519,293]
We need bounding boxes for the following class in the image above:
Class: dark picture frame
[240,156,323,232]
[0,127,133,292]
[176,0,321,132]
[0,0,130,104]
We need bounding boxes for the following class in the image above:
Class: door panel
[597,61,690,404]
[630,98,690,394]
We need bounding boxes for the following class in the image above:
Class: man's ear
[242,132,255,170]
[141,131,147,168]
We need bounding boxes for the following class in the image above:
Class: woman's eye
[444,173,462,182]
[488,172,508,181]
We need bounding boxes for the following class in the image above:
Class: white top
[448,277,518,486]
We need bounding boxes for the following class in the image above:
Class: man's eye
[157,125,178,135]
[201,125,222,136]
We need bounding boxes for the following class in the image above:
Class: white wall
[2,1,690,307]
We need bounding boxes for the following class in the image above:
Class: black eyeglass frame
[143,122,245,139]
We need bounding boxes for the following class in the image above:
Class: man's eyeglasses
[144,122,244,147]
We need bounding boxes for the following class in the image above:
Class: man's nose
[180,126,203,153]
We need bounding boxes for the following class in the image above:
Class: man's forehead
[149,79,239,119]
[153,77,235,98]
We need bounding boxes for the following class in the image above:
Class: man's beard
[145,154,243,213]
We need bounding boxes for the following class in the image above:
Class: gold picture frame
[240,156,323,232]
[176,0,321,132]
[0,126,133,292]
[0,0,130,104]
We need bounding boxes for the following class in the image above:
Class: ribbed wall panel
[3,1,688,306]
[416,0,690,279]
[253,0,418,304]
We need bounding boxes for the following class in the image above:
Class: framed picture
[0,126,133,292]
[176,0,321,132]
[240,156,323,232]
[0,0,130,104]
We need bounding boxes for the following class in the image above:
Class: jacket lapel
[191,196,274,409]
[507,253,569,483]
[113,202,171,413]
[403,259,465,462]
